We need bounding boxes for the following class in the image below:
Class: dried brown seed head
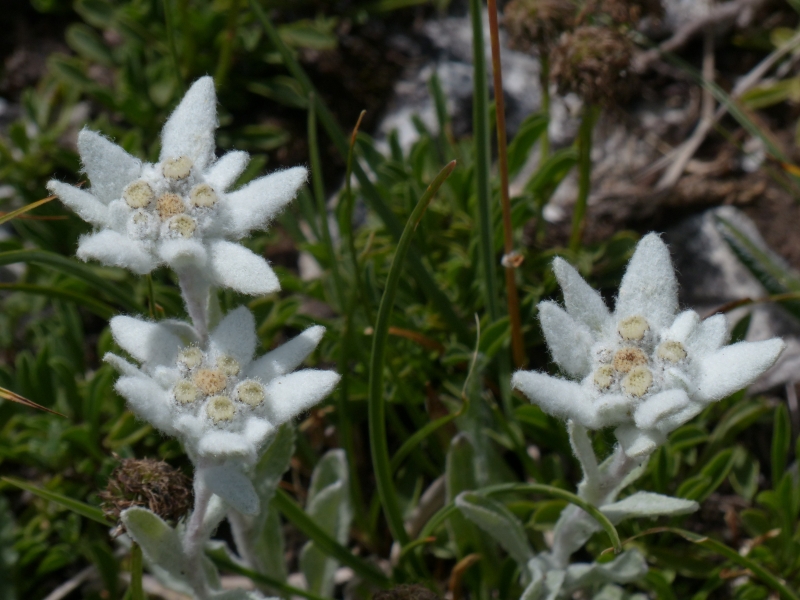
[550,25,635,106]
[194,369,227,395]
[156,193,185,219]
[504,0,578,50]
[99,458,192,532]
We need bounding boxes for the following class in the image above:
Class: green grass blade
[162,0,184,93]
[0,195,57,226]
[368,161,456,563]
[2,476,112,527]
[129,543,145,600]
[413,481,622,556]
[390,411,460,473]
[209,551,329,600]
[248,0,470,345]
[272,489,391,588]
[0,283,115,319]
[308,93,345,310]
[0,249,140,312]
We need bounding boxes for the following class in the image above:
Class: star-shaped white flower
[105,306,339,467]
[512,234,785,458]
[47,76,306,295]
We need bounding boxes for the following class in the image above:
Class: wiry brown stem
[487,0,526,368]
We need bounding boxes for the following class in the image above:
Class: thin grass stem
[214,0,242,89]
[162,0,184,94]
[130,543,145,600]
[308,94,345,309]
[487,0,525,369]
[569,105,598,252]
[368,160,456,573]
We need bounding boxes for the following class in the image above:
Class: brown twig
[449,553,482,600]
[487,0,526,368]
[703,291,800,319]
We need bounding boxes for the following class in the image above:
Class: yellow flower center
[168,214,196,238]
[621,366,652,397]
[189,183,218,208]
[174,380,200,404]
[194,369,227,395]
[613,347,648,373]
[177,347,203,369]
[217,355,240,376]
[157,193,185,219]
[657,340,687,363]
[593,365,614,389]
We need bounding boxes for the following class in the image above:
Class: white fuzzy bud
[189,183,218,208]
[622,366,652,397]
[206,395,235,422]
[162,156,193,180]
[657,341,687,363]
[593,365,614,389]
[236,380,265,407]
[178,347,204,369]
[123,181,154,208]
[174,379,200,404]
[618,315,649,341]
[169,215,197,238]
[217,355,240,376]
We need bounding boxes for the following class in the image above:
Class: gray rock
[665,206,800,393]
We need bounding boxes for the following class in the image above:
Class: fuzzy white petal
[512,371,599,428]
[209,306,257,366]
[615,424,665,458]
[103,352,141,377]
[695,338,785,403]
[262,369,340,425]
[655,401,705,434]
[552,257,610,332]
[157,238,208,269]
[77,230,157,274]
[197,431,255,460]
[594,394,636,427]
[115,375,175,434]
[224,167,307,238]
[110,315,183,366]
[205,151,249,191]
[174,413,205,442]
[615,234,677,329]
[244,418,274,448]
[77,129,142,203]
[158,320,201,345]
[247,325,325,382]
[160,76,217,171]
[691,313,728,355]
[666,311,700,343]
[207,240,280,295]
[47,181,109,227]
[539,301,594,379]
[633,388,691,430]
[199,464,260,516]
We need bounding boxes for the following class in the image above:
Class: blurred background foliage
[0,0,799,599]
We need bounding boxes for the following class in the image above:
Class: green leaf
[66,23,114,65]
[1,477,111,526]
[455,491,534,567]
[0,249,139,312]
[600,492,698,523]
[507,113,548,176]
[120,507,188,585]
[771,404,791,487]
[479,316,510,359]
[300,450,352,597]
[677,449,736,502]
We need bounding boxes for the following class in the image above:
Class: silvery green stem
[228,511,258,569]
[550,437,641,568]
[183,474,213,600]
[177,266,211,345]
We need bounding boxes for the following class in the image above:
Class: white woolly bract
[46,77,307,294]
[107,308,337,466]
[513,233,785,459]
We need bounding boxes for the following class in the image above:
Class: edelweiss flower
[105,306,339,466]
[512,234,784,458]
[47,76,306,295]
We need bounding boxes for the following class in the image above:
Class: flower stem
[182,474,213,599]
[177,266,210,345]
[487,0,526,369]
[129,542,145,600]
[569,104,599,252]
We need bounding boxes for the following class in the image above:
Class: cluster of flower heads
[105,307,338,466]
[513,234,785,458]
[48,76,306,296]
[48,77,339,468]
